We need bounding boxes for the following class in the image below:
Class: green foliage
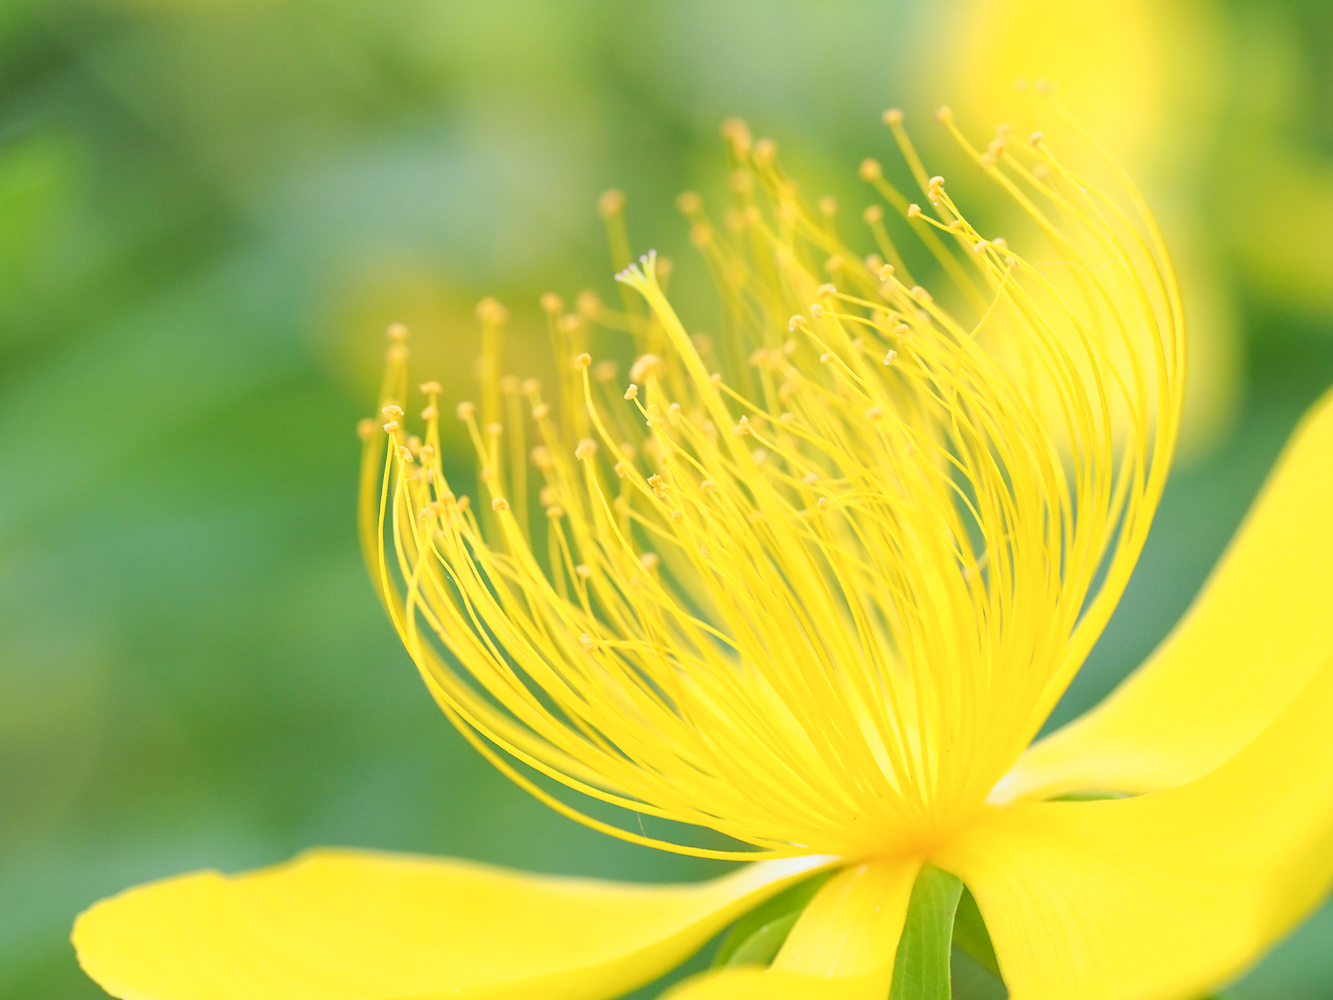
[712,871,833,967]
[952,887,1001,979]
[890,865,966,1000]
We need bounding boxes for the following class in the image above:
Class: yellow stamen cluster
[361,102,1183,861]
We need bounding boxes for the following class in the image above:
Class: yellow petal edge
[938,649,1333,1000]
[662,859,920,1000]
[73,849,834,1000]
[1000,385,1333,801]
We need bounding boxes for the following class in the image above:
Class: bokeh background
[4,0,1333,996]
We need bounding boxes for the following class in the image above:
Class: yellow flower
[74,104,1333,1000]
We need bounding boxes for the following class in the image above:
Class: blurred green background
[4,0,1333,996]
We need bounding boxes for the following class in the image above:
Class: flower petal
[662,859,920,1000]
[1000,386,1333,801]
[935,653,1333,1000]
[73,849,834,1000]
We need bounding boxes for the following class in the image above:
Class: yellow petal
[935,653,1333,1000]
[662,859,920,1000]
[999,386,1333,801]
[73,849,834,1000]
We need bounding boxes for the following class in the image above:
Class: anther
[884,350,897,366]
[865,405,885,421]
[485,422,503,437]
[819,352,834,364]
[576,290,601,317]
[575,439,598,460]
[530,446,553,470]
[419,445,435,460]
[540,292,564,314]
[709,372,723,386]
[476,297,508,324]
[356,418,377,440]
[882,108,904,125]
[575,564,593,579]
[531,403,550,420]
[700,479,717,493]
[382,404,404,419]
[859,158,882,180]
[539,486,558,506]
[491,497,510,511]
[733,416,751,436]
[863,204,883,224]
[592,360,618,383]
[382,420,399,433]
[456,401,476,420]
[419,381,441,396]
[810,303,824,319]
[752,138,777,166]
[935,105,953,124]
[721,117,753,153]
[911,286,932,304]
[639,552,660,570]
[624,384,639,401]
[788,315,807,332]
[629,354,661,382]
[545,505,564,519]
[579,633,596,651]
[420,405,438,421]
[598,189,626,216]
[386,323,409,343]
[456,496,471,512]
[907,203,922,219]
[802,472,819,485]
[398,446,414,462]
[817,282,838,297]
[613,496,630,515]
[1029,130,1044,146]
[974,240,988,253]
[817,496,831,512]
[573,353,592,370]
[676,191,702,214]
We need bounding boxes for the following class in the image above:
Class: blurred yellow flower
[945,0,1243,458]
[74,106,1333,1000]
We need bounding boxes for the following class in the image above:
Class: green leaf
[711,871,833,967]
[952,887,1001,978]
[890,864,965,1000]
